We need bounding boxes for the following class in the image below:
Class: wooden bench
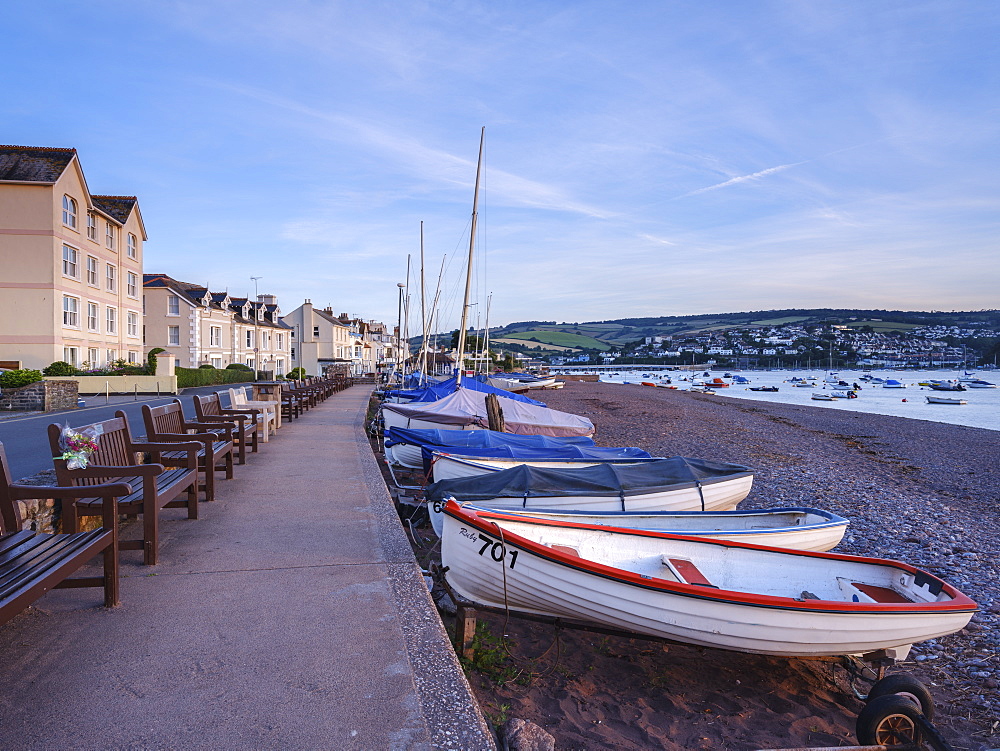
[193,393,259,464]
[1,441,127,620]
[47,414,200,566]
[229,387,279,437]
[142,400,235,502]
[280,382,309,420]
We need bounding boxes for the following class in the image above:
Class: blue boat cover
[432,444,653,462]
[424,457,754,503]
[384,376,545,405]
[385,427,594,450]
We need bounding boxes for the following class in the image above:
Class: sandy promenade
[441,380,998,750]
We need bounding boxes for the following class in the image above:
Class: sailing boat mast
[455,126,485,387]
[418,222,429,385]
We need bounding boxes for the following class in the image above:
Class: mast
[455,126,485,387]
[419,222,429,385]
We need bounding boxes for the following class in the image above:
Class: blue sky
[4,1,998,330]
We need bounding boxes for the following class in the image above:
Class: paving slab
[0,386,495,750]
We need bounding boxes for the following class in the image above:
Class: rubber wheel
[866,673,935,721]
[857,694,923,746]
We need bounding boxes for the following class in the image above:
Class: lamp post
[396,282,405,385]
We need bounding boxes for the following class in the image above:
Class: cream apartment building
[0,146,146,370]
[143,274,292,374]
[281,301,402,376]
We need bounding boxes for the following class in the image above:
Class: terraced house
[143,274,292,374]
[0,145,146,370]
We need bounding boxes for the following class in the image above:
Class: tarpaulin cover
[384,427,595,450]
[382,388,595,438]
[383,376,545,405]
[431,445,653,462]
[424,457,754,502]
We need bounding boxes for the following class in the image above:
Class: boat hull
[430,453,649,481]
[442,505,976,657]
[429,473,754,534]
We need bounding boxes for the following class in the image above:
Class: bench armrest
[65,463,166,479]
[7,480,133,500]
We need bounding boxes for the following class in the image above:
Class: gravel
[539,380,1000,731]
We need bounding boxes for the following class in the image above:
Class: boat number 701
[476,533,518,569]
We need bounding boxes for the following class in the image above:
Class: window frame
[126,271,138,298]
[86,301,99,332]
[86,256,99,286]
[168,325,180,346]
[209,326,222,347]
[106,263,116,292]
[62,295,80,327]
[105,222,116,251]
[62,195,78,229]
[62,346,79,366]
[167,295,180,316]
[106,306,117,334]
[87,213,97,240]
[126,311,139,338]
[127,233,137,258]
[62,245,79,279]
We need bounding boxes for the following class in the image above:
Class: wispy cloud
[677,161,805,198]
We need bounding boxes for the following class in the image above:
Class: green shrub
[226,363,253,371]
[0,369,44,389]
[199,364,215,369]
[43,361,76,376]
[175,367,257,389]
[287,367,306,380]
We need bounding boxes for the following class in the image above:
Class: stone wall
[0,379,79,412]
[12,471,102,534]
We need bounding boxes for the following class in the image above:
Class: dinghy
[811,392,837,401]
[441,502,977,658]
[925,396,968,405]
[381,387,595,437]
[424,458,754,534]
[462,506,849,552]
[429,448,656,481]
[384,427,596,472]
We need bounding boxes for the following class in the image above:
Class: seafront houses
[143,274,292,374]
[0,145,146,370]
[281,301,401,376]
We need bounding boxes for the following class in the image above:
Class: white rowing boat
[460,505,849,551]
[925,396,968,405]
[424,458,754,535]
[429,451,652,481]
[441,502,976,658]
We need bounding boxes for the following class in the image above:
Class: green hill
[500,330,611,350]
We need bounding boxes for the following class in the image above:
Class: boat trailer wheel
[866,673,936,721]
[857,694,923,746]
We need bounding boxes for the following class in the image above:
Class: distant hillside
[490,309,1000,347]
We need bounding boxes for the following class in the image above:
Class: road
[0,386,237,480]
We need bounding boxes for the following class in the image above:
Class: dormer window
[62,195,78,228]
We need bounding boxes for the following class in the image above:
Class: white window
[246,358,255,369]
[211,357,223,369]
[167,295,180,316]
[210,326,222,347]
[86,256,99,286]
[62,296,79,327]
[62,195,77,228]
[106,349,117,364]
[126,271,138,297]
[127,311,139,337]
[106,264,116,292]
[276,359,285,375]
[276,333,284,349]
[261,331,270,350]
[168,326,180,345]
[62,245,79,278]
[246,330,255,348]
[105,222,116,250]
[62,347,79,366]
[106,306,117,334]
[127,233,137,258]
[87,214,97,240]
[127,351,138,364]
[313,326,320,338]
[87,302,99,331]
[87,347,99,367]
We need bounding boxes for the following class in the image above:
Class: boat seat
[546,543,580,558]
[851,582,912,603]
[662,556,717,588]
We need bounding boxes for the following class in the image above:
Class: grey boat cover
[424,457,753,502]
[382,387,595,438]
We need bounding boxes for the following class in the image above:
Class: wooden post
[455,606,477,660]
[485,393,505,432]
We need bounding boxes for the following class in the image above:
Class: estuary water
[597,369,1000,432]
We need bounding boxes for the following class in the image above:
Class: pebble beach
[452,379,999,750]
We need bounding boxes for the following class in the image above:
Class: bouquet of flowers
[53,423,104,469]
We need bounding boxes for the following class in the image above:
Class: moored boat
[441,501,977,658]
[429,448,656,481]
[925,396,968,405]
[462,505,849,552]
[812,393,837,401]
[425,457,755,534]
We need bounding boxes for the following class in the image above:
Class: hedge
[0,369,44,389]
[175,367,258,388]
